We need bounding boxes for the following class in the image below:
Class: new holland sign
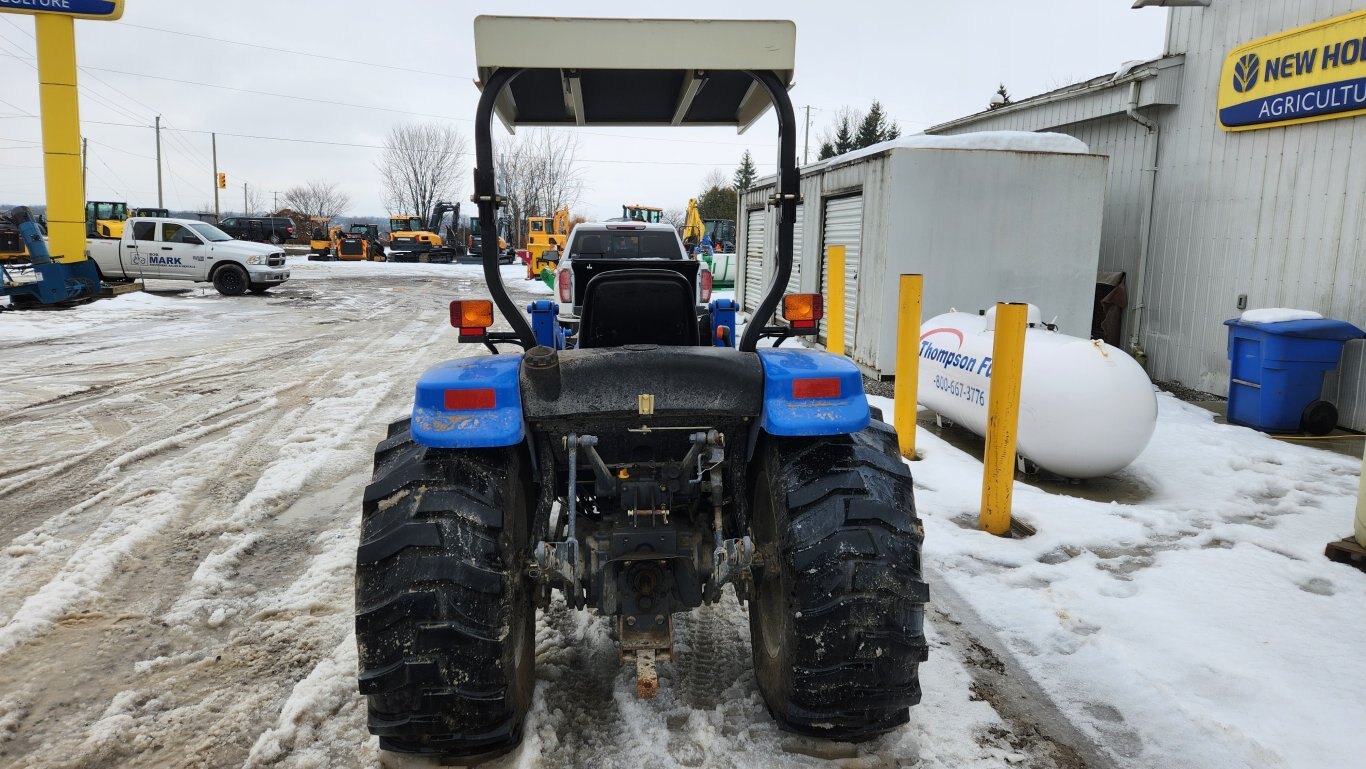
[1219,10,1366,131]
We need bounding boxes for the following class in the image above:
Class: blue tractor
[354,16,928,762]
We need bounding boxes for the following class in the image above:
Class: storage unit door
[743,208,767,314]
[786,205,803,297]
[820,195,862,346]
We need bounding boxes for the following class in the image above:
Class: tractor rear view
[353,16,928,764]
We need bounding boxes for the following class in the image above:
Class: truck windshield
[570,231,681,260]
[188,223,233,242]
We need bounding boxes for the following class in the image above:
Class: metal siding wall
[925,0,1366,429]
[1148,0,1366,428]
[820,196,863,347]
[942,114,1153,335]
[789,205,804,296]
[742,209,766,313]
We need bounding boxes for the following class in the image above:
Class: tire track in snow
[0,273,510,767]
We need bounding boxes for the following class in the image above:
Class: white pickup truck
[88,217,290,296]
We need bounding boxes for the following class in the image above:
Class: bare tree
[282,180,351,219]
[496,128,584,246]
[700,168,730,196]
[243,186,268,217]
[378,122,469,222]
[661,208,687,231]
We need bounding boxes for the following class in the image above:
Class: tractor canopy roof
[472,16,795,133]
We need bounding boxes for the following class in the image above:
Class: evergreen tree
[989,83,1013,110]
[855,100,889,148]
[697,184,738,221]
[818,141,836,161]
[733,150,758,192]
[833,115,855,155]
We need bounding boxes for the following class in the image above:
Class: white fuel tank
[918,308,1156,478]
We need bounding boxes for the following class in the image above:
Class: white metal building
[737,137,1109,376]
[928,0,1366,430]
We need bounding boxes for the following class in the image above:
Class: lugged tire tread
[354,419,533,760]
[750,421,929,741]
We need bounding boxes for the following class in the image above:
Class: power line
[79,64,471,123]
[0,96,33,117]
[1,115,775,168]
[118,22,460,80]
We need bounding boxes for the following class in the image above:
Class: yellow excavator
[680,197,735,287]
[524,207,570,282]
[388,201,459,263]
[681,198,704,248]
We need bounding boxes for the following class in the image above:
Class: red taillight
[792,377,841,399]
[557,269,572,303]
[444,388,496,410]
[700,269,713,303]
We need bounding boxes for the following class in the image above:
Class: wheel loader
[354,16,928,763]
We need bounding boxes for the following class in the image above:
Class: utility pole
[155,114,163,207]
[270,190,281,213]
[243,182,249,215]
[802,105,810,164]
[81,136,88,198]
[211,132,220,220]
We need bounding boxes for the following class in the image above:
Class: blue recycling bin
[1223,317,1365,434]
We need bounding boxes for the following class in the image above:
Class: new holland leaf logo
[1233,53,1260,93]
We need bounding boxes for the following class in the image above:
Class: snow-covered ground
[869,393,1365,769]
[0,260,1361,768]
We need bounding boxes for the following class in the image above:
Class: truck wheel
[749,419,928,740]
[212,264,249,296]
[269,234,282,245]
[356,419,535,761]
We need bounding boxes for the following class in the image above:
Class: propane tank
[918,307,1156,478]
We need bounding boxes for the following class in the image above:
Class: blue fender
[757,348,870,436]
[411,353,525,448]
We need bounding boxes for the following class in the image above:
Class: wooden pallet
[98,280,143,298]
[1324,537,1366,572]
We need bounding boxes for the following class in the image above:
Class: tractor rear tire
[749,419,928,741]
[212,264,249,296]
[355,419,536,761]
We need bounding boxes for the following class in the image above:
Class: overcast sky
[0,1,1168,221]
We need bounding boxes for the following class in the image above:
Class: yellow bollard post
[893,274,923,458]
[826,245,845,356]
[34,13,86,264]
[980,302,1028,536]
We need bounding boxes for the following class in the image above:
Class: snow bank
[878,390,1366,769]
[1239,307,1324,323]
[831,131,1090,165]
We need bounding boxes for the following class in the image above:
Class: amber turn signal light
[782,293,823,329]
[450,299,494,329]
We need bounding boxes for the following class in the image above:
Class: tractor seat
[577,269,700,348]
